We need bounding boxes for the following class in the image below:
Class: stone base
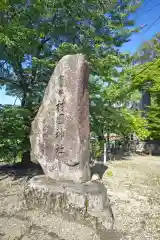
[24,175,115,233]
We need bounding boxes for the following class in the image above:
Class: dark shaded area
[144,140,160,156]
[0,162,44,181]
[98,229,121,240]
[140,90,151,118]
[90,162,108,179]
[21,150,31,166]
[0,160,108,182]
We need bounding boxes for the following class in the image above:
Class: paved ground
[0,156,159,240]
[102,155,160,240]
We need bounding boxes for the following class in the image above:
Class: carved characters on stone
[55,75,65,158]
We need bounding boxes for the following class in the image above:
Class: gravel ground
[0,176,103,240]
[0,156,159,240]
[102,155,160,240]
[0,164,119,240]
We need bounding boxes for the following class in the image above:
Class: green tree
[90,73,149,140]
[132,57,160,139]
[0,0,141,163]
[89,70,149,158]
[133,33,160,123]
[134,33,160,64]
[0,105,31,163]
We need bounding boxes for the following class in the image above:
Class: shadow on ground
[90,162,108,179]
[0,162,44,181]
[0,161,109,182]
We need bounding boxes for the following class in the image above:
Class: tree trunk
[20,91,32,166]
[141,90,151,118]
[21,150,31,166]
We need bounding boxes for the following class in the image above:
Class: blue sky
[120,0,160,53]
[1,0,160,105]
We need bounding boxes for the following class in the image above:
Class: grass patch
[106,170,113,177]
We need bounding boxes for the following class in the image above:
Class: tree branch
[31,37,51,83]
[0,76,21,89]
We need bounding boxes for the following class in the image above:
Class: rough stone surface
[91,173,100,181]
[24,175,115,233]
[30,54,91,183]
[0,173,120,240]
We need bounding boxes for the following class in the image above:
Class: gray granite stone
[30,54,91,183]
[27,55,119,239]
[24,175,115,234]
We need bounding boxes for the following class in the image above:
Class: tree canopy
[0,0,146,162]
[131,57,160,139]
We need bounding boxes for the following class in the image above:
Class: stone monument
[24,54,119,239]
[30,54,91,183]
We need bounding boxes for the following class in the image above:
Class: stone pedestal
[24,176,115,233]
